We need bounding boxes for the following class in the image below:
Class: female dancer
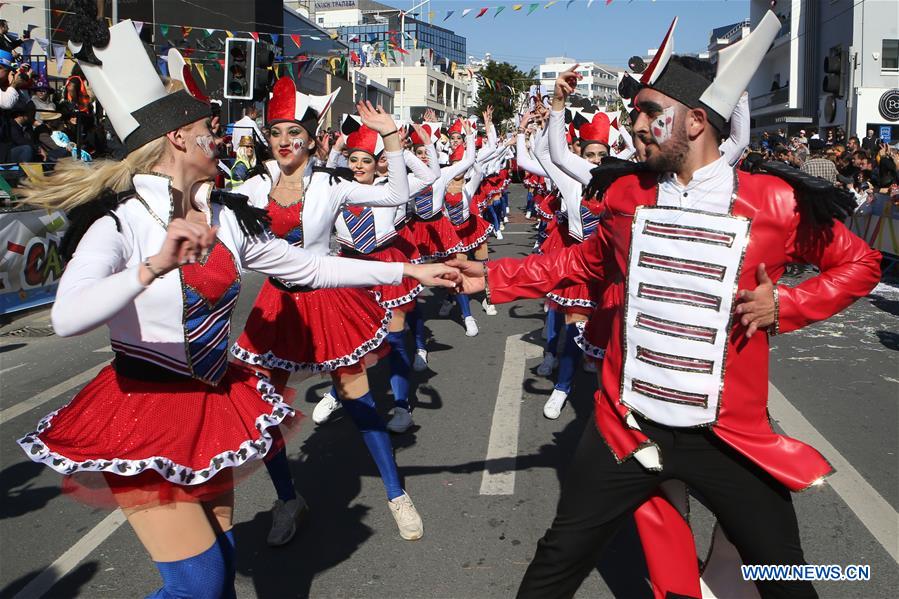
[16,17,452,597]
[230,78,433,541]
[312,116,441,433]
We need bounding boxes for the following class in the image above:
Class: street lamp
[399,0,429,121]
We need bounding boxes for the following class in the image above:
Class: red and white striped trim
[636,346,714,374]
[637,283,721,311]
[110,339,193,377]
[637,251,727,281]
[642,220,735,247]
[631,379,708,408]
[634,313,718,344]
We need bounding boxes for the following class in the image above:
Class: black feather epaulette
[756,161,856,228]
[210,190,271,238]
[61,188,132,261]
[584,158,649,200]
[312,165,355,185]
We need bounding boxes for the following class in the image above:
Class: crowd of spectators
[744,125,898,213]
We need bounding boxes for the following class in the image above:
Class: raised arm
[516,131,548,178]
[613,126,636,161]
[548,108,593,185]
[719,92,749,167]
[337,149,411,207]
[533,123,583,212]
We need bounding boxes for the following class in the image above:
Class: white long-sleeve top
[516,132,550,180]
[51,174,403,378]
[419,134,476,218]
[239,150,410,256]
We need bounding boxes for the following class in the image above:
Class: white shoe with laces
[464,316,479,337]
[267,497,309,547]
[500,223,506,231]
[495,230,504,240]
[504,215,509,223]
[312,392,341,424]
[389,492,424,540]
[482,299,497,316]
[386,407,414,433]
[525,210,533,219]
[412,348,428,372]
[438,299,454,317]
[543,389,568,420]
[536,354,557,376]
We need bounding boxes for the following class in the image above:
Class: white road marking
[768,382,899,564]
[12,509,126,599]
[0,362,27,375]
[93,345,112,353]
[500,231,532,235]
[0,363,105,425]
[480,334,542,495]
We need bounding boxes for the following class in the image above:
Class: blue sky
[409,0,750,70]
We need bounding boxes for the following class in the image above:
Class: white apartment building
[356,48,469,121]
[539,57,622,108]
[748,0,899,141]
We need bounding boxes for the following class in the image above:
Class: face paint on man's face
[650,106,676,145]
[196,135,217,159]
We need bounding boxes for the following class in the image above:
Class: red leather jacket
[488,170,881,491]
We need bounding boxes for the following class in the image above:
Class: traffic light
[224,38,255,100]
[253,41,275,102]
[823,49,844,97]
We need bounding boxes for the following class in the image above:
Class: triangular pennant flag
[587,0,595,6]
[34,37,50,53]
[461,9,472,18]
[443,10,454,20]
[475,8,488,18]
[513,4,523,9]
[160,24,169,37]
[270,33,279,45]
[566,0,576,7]
[214,59,223,71]
[428,11,435,20]
[181,26,192,38]
[329,32,339,40]
[22,5,34,12]
[545,1,559,7]
[494,6,506,17]
[309,36,321,41]
[157,57,169,78]
[249,32,259,42]
[195,63,206,85]
[21,39,35,56]
[133,21,144,35]
[205,28,215,37]
[225,30,233,38]
[286,62,294,79]
[52,43,66,75]
[290,34,301,48]
[527,3,540,15]
[606,0,613,4]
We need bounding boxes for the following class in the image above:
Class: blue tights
[147,530,235,599]
[406,305,427,351]
[340,392,404,500]
[455,294,472,318]
[545,309,564,357]
[555,323,582,394]
[386,331,411,411]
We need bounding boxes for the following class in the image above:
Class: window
[387,79,401,92]
[317,17,324,24]
[542,71,556,79]
[883,39,899,71]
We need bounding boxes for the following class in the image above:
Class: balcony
[751,86,790,112]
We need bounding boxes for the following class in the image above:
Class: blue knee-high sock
[386,331,411,411]
[340,392,404,500]
[146,539,227,599]
[406,305,427,351]
[545,309,564,357]
[217,530,236,599]
[554,323,581,394]
[455,294,472,318]
[526,191,534,212]
[264,447,297,502]
[501,191,509,216]
[489,201,502,231]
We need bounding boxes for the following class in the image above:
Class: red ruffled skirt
[340,243,424,312]
[453,214,494,253]
[575,280,623,362]
[534,190,559,222]
[543,223,597,316]
[398,215,462,262]
[17,363,298,508]
[232,281,391,374]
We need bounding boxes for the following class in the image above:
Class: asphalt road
[1,186,897,599]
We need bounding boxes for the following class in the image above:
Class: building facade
[707,19,751,66]
[539,57,622,108]
[748,0,899,141]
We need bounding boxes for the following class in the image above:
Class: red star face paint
[650,106,675,145]
[196,135,217,159]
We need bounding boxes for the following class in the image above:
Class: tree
[473,60,537,128]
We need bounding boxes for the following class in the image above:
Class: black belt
[414,212,444,222]
[113,353,192,382]
[268,277,314,293]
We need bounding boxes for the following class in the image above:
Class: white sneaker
[312,392,341,424]
[464,316,479,337]
[386,407,414,433]
[438,299,454,317]
[495,230,504,240]
[525,210,533,219]
[500,223,506,231]
[583,359,598,373]
[412,348,428,372]
[267,497,309,547]
[388,492,423,540]
[536,354,557,376]
[482,299,497,316]
[543,389,568,420]
[504,215,510,223]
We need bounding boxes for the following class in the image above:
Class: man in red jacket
[452,12,881,599]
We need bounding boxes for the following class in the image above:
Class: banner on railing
[848,194,899,257]
[0,208,69,315]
